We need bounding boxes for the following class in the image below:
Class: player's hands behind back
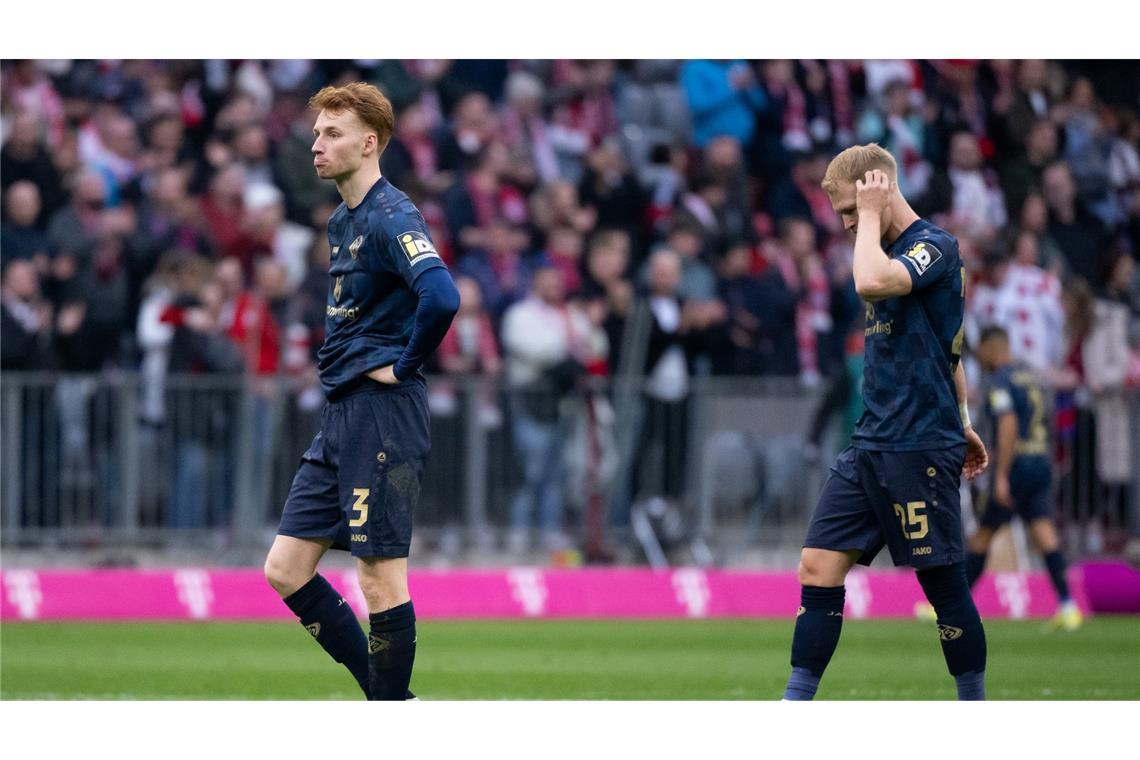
[962,426,989,481]
[855,169,892,216]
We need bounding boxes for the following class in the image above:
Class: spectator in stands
[541,225,585,296]
[1058,76,1119,228]
[1,258,55,369]
[501,265,605,552]
[2,180,51,269]
[1084,257,1136,539]
[3,61,66,146]
[548,60,619,183]
[442,141,529,256]
[499,70,564,185]
[752,60,816,178]
[1043,161,1112,287]
[711,240,767,375]
[680,60,767,149]
[383,99,455,202]
[765,218,830,384]
[432,274,504,427]
[633,248,723,505]
[1,111,66,223]
[439,274,503,380]
[199,164,254,266]
[436,91,499,173]
[990,59,1059,160]
[857,78,933,199]
[455,218,537,323]
[663,223,718,302]
[241,182,313,291]
[162,258,243,528]
[1016,191,1066,274]
[136,167,210,268]
[79,108,141,197]
[998,119,1059,223]
[46,167,106,261]
[697,136,755,245]
[529,179,597,240]
[968,243,1064,372]
[47,197,135,372]
[937,130,1008,243]
[768,151,844,244]
[274,92,336,225]
[580,229,634,370]
[140,111,191,176]
[577,136,648,252]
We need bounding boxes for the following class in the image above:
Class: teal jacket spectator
[681,61,767,148]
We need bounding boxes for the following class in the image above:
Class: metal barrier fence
[2,371,1137,563]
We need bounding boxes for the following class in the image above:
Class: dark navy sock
[283,573,371,698]
[368,600,417,701]
[965,552,987,590]
[954,670,986,701]
[784,585,845,700]
[1043,550,1071,603]
[916,563,987,700]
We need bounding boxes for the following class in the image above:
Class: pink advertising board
[3,563,1131,622]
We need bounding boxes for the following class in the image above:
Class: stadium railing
[1,371,1136,565]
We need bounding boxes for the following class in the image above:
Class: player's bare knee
[264,554,308,597]
[1029,519,1059,553]
[357,559,410,612]
[968,531,992,554]
[798,548,857,587]
[357,577,409,612]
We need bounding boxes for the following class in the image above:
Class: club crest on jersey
[903,241,942,276]
[348,235,365,259]
[333,275,343,302]
[398,230,441,265]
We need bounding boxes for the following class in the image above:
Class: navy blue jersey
[318,177,448,397]
[984,363,1051,460]
[853,219,965,451]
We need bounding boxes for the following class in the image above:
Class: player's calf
[783,549,859,700]
[916,562,987,700]
[265,536,375,699]
[358,557,417,701]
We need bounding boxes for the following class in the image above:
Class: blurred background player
[263,83,460,700]
[965,326,1082,630]
[783,144,990,701]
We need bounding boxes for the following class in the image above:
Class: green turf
[2,618,1138,700]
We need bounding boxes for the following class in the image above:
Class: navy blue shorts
[277,379,431,558]
[804,445,967,569]
[978,456,1053,530]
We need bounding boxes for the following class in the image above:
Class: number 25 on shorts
[349,488,369,527]
[893,501,929,540]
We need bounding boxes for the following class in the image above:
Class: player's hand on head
[962,426,989,481]
[855,169,892,216]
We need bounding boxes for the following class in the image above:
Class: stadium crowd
[2,59,1138,554]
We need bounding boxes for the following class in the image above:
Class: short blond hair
[821,143,898,197]
[309,82,395,151]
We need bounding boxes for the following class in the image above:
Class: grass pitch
[2,617,1137,700]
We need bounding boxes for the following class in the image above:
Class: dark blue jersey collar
[346,175,389,214]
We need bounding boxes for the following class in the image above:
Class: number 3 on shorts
[349,488,369,527]
[893,501,929,540]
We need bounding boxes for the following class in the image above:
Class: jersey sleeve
[380,211,447,287]
[898,235,956,292]
[987,380,1015,417]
